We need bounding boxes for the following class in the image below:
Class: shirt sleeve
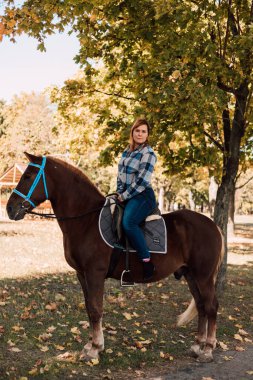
[116,174,124,193]
[120,150,157,201]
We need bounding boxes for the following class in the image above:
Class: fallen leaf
[234,334,243,342]
[246,371,253,375]
[12,325,24,332]
[9,347,22,352]
[47,326,56,333]
[38,333,52,342]
[28,368,38,375]
[235,346,245,352]
[56,351,77,363]
[238,329,248,336]
[55,345,65,351]
[71,327,81,335]
[86,358,99,366]
[122,312,132,320]
[201,377,215,380]
[45,302,57,311]
[40,346,49,352]
[55,293,66,302]
[219,341,228,351]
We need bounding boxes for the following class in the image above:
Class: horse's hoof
[83,342,92,351]
[79,350,99,362]
[197,352,214,363]
[189,344,203,358]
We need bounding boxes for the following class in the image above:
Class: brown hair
[129,118,151,151]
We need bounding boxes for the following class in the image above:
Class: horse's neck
[48,161,104,216]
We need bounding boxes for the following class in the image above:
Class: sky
[0,31,81,102]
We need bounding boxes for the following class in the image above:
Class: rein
[26,206,106,221]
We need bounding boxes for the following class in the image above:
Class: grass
[0,264,253,380]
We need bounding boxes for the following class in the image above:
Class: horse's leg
[76,271,105,360]
[196,281,218,363]
[184,272,207,358]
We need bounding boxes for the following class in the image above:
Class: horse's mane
[48,156,104,197]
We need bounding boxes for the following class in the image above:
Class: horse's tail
[177,225,225,327]
[177,298,198,326]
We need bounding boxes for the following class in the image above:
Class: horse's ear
[24,152,42,163]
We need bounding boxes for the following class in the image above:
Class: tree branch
[87,89,137,101]
[217,77,235,94]
[204,130,224,151]
[236,175,253,190]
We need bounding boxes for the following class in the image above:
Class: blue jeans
[122,187,156,261]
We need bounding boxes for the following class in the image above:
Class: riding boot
[143,261,155,280]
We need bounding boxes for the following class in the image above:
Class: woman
[116,118,157,280]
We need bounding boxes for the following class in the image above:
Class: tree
[1,0,253,286]
[0,92,57,172]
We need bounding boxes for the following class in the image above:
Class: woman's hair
[129,118,151,151]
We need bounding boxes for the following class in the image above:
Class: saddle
[110,198,161,246]
[99,197,167,286]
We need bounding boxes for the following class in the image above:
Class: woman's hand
[117,194,123,203]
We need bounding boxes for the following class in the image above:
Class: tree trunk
[227,184,235,237]
[158,186,164,213]
[214,80,249,291]
[188,190,195,210]
[209,176,218,218]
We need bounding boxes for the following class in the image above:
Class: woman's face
[132,124,148,145]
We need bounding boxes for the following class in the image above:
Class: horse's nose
[7,205,13,215]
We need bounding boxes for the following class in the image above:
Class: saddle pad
[99,198,167,254]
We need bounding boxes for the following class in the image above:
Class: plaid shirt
[116,144,157,201]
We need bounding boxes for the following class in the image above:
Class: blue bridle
[13,156,49,208]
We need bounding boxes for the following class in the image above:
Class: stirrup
[120,270,135,287]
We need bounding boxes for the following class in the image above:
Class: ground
[0,214,253,380]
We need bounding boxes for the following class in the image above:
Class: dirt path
[146,346,253,380]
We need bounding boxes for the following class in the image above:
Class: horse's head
[7,152,49,220]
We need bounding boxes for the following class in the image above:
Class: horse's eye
[23,173,32,180]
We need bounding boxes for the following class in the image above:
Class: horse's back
[162,209,222,273]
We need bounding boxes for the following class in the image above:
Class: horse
[6,153,224,363]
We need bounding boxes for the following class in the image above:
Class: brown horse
[7,153,224,363]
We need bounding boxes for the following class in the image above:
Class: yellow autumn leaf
[70,327,81,335]
[122,312,132,320]
[40,346,49,352]
[246,371,253,375]
[234,334,243,342]
[12,325,24,332]
[45,302,57,311]
[86,358,99,366]
[9,347,22,352]
[55,345,65,351]
[235,346,245,352]
[238,328,248,336]
[219,341,228,350]
[28,368,38,375]
[105,348,113,354]
[55,293,66,302]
